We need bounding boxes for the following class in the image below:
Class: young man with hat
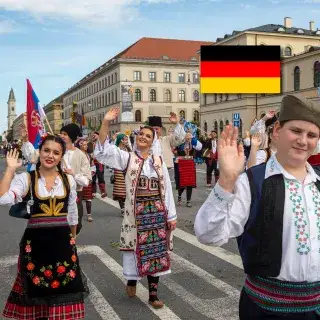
[195,94,320,319]
[148,113,186,169]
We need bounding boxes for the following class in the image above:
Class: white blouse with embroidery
[195,154,320,282]
[0,172,78,226]
[94,139,177,222]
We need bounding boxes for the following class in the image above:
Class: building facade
[200,17,320,136]
[44,96,64,134]
[62,37,212,136]
[12,112,26,141]
[7,88,17,131]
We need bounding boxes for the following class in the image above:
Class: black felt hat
[60,123,80,143]
[148,116,162,127]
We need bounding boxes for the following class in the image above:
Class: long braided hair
[35,135,70,193]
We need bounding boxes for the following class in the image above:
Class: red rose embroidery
[57,266,66,274]
[32,276,40,285]
[71,255,77,262]
[44,270,53,278]
[51,280,60,289]
[69,270,76,278]
[26,262,35,271]
[70,238,76,245]
[25,244,32,253]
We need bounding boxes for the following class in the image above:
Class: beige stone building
[62,37,212,137]
[200,17,320,137]
[12,112,27,141]
[43,96,64,134]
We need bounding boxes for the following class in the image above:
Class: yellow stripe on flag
[200,77,280,94]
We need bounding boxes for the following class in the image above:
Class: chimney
[284,17,292,28]
[310,21,315,31]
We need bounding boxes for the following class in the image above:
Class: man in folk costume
[21,124,91,235]
[91,132,107,198]
[202,130,219,187]
[95,107,177,309]
[195,94,320,319]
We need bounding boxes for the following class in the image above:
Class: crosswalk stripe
[79,245,182,320]
[96,194,243,270]
[84,271,121,320]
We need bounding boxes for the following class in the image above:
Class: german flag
[200,45,281,94]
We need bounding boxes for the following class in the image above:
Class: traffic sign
[233,120,240,127]
[232,113,240,121]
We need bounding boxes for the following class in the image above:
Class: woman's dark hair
[140,126,155,141]
[36,135,70,193]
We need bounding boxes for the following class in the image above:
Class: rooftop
[8,88,15,101]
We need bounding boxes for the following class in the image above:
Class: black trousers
[92,163,105,193]
[239,289,320,319]
[205,158,218,185]
[76,191,83,235]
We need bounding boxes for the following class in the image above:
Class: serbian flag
[200,45,281,94]
[26,79,45,149]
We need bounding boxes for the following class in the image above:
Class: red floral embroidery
[57,265,66,274]
[44,270,53,278]
[32,276,40,285]
[25,244,32,253]
[51,280,60,289]
[26,262,35,271]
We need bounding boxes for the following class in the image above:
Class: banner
[121,82,134,122]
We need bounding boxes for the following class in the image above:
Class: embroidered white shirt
[0,172,78,226]
[195,154,320,282]
[94,139,177,222]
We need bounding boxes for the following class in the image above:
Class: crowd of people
[1,93,320,319]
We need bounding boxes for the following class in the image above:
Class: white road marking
[79,245,182,320]
[163,252,239,319]
[96,195,243,270]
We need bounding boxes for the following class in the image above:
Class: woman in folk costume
[94,107,177,309]
[75,138,96,222]
[174,131,202,207]
[113,133,131,215]
[0,135,89,320]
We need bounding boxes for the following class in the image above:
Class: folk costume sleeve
[169,124,186,147]
[67,175,78,226]
[194,173,251,246]
[21,141,39,163]
[94,139,129,171]
[73,151,91,187]
[191,138,202,151]
[162,162,177,222]
[0,172,29,205]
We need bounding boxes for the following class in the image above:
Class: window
[225,119,229,125]
[135,110,142,122]
[294,66,300,91]
[149,72,156,82]
[115,72,117,82]
[179,110,185,118]
[193,73,199,83]
[178,73,185,83]
[111,74,114,84]
[193,90,199,102]
[134,71,141,81]
[284,46,292,56]
[178,90,186,102]
[164,72,171,82]
[260,113,266,119]
[135,89,142,101]
[111,92,114,104]
[239,119,243,138]
[108,92,111,105]
[108,76,110,86]
[193,110,200,123]
[214,121,218,134]
[314,61,320,87]
[204,121,208,132]
[219,120,223,133]
[164,89,171,102]
[115,89,117,102]
[149,89,156,102]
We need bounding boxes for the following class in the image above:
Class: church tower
[7,88,17,130]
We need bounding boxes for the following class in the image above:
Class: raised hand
[251,133,262,149]
[217,125,245,191]
[169,112,178,124]
[6,149,22,170]
[263,110,275,120]
[103,107,120,122]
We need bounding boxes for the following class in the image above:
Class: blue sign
[233,120,240,127]
[233,113,240,121]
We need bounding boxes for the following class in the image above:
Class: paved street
[0,159,244,320]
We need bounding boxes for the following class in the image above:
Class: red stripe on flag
[200,61,281,77]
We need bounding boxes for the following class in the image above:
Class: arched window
[111,92,114,104]
[219,120,224,133]
[179,110,185,119]
[214,121,218,134]
[149,89,156,102]
[135,89,141,101]
[239,119,243,138]
[179,90,186,102]
[314,61,320,87]
[204,121,208,132]
[135,110,142,122]
[193,110,200,123]
[260,113,266,119]
[294,66,300,91]
[284,47,292,56]
[164,89,171,102]
[225,119,229,125]
[193,90,199,102]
